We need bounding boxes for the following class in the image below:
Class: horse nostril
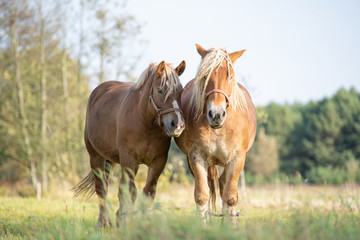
[222,111,226,117]
[171,120,176,128]
[208,110,213,118]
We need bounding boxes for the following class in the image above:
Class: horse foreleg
[143,156,167,200]
[189,152,210,219]
[221,156,245,224]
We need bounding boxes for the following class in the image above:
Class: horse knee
[195,191,210,206]
[225,195,238,207]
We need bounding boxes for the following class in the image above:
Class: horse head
[150,61,186,137]
[195,44,246,129]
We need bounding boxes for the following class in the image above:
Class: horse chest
[125,136,169,165]
[200,131,235,166]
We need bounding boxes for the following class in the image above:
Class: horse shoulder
[118,125,171,165]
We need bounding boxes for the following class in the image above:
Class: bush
[0,161,25,182]
[246,128,279,177]
[305,166,347,184]
[288,171,303,185]
[0,186,11,196]
[243,171,303,185]
[16,184,36,198]
[345,158,359,183]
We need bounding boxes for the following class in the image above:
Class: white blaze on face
[172,100,183,128]
[207,100,226,113]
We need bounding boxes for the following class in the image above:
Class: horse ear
[156,61,166,77]
[175,60,186,76]
[195,44,207,58]
[229,50,246,63]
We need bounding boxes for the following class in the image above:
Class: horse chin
[209,122,224,129]
[170,132,182,138]
[165,128,184,138]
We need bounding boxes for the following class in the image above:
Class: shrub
[246,128,279,178]
[288,171,303,185]
[345,157,359,183]
[16,184,36,198]
[305,166,347,184]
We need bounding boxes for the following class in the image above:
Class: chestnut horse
[73,61,186,229]
[175,45,256,221]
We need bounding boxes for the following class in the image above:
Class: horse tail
[71,171,96,199]
[207,166,219,211]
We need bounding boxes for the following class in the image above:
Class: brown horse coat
[73,61,186,228]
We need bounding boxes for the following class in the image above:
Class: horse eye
[157,88,163,94]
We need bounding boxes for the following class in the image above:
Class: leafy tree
[259,88,360,182]
[0,0,141,191]
[246,128,279,177]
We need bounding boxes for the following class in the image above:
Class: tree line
[0,0,140,193]
[245,87,360,184]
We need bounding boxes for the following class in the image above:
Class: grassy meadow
[1,183,359,240]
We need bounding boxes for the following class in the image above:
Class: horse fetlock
[97,211,112,230]
[143,186,156,199]
[116,209,126,228]
[222,204,237,217]
[196,202,209,217]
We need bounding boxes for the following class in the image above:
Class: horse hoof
[96,218,112,231]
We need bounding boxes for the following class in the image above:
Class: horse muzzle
[163,115,185,137]
[170,124,185,137]
[207,108,227,129]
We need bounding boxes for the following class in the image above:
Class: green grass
[1,185,359,239]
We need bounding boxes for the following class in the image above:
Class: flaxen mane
[132,63,182,102]
[190,48,248,119]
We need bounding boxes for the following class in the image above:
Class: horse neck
[134,76,158,126]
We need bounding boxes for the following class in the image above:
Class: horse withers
[175,44,256,222]
[72,61,186,229]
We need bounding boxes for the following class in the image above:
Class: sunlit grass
[1,185,359,239]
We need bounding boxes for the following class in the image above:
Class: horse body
[73,61,186,229]
[86,81,171,165]
[175,45,256,220]
[178,83,255,167]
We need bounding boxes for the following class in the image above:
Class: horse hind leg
[91,154,113,229]
[219,169,227,208]
[116,159,139,227]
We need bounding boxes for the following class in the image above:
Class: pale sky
[126,0,360,106]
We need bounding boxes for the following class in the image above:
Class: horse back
[237,83,257,153]
[87,81,133,113]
